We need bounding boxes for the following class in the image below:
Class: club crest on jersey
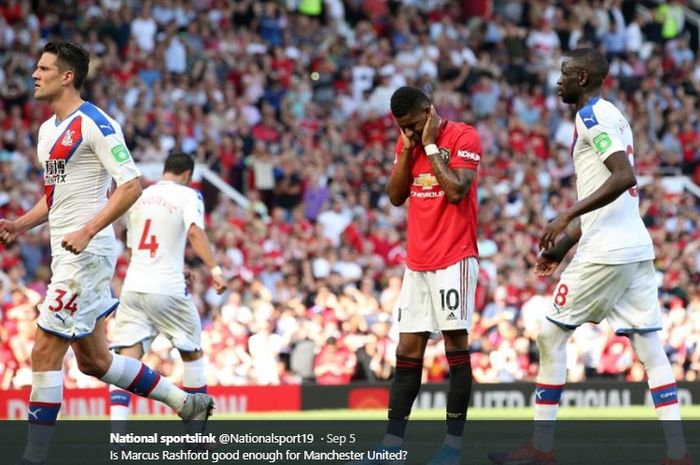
[61,130,75,147]
[45,160,67,184]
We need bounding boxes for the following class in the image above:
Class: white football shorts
[395,257,479,332]
[38,253,118,340]
[110,291,202,353]
[547,256,662,335]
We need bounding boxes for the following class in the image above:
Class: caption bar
[109,432,408,463]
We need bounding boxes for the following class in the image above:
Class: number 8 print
[554,283,569,307]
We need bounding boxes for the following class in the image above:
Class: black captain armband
[540,233,577,263]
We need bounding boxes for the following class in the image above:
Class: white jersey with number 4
[571,96,654,264]
[37,101,141,257]
[122,180,205,296]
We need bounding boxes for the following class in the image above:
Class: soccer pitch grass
[213,405,700,420]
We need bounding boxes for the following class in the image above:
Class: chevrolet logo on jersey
[413,173,439,190]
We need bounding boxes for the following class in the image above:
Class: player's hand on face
[534,255,560,277]
[212,274,227,294]
[421,105,441,147]
[61,227,93,254]
[399,127,415,154]
[539,214,570,251]
[0,219,19,244]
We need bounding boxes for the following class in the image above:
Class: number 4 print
[138,218,159,257]
[48,288,79,316]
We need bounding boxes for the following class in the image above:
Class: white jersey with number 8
[122,180,205,296]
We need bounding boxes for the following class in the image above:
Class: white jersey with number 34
[122,180,205,296]
[571,96,654,264]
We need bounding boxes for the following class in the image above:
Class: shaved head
[563,48,609,87]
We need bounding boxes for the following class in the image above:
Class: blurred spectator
[314,336,357,385]
[1,0,698,389]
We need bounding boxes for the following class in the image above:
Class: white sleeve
[86,119,141,185]
[183,190,205,230]
[578,104,627,162]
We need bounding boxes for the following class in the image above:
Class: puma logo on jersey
[580,112,598,128]
[61,130,75,147]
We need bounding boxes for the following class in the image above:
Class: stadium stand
[0,0,699,391]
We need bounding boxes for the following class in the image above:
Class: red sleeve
[449,126,481,170]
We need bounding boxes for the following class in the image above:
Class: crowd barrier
[1,382,697,419]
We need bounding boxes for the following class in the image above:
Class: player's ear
[62,70,74,86]
[579,69,589,87]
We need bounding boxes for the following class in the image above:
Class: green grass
[206,405,700,421]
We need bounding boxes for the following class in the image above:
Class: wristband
[424,144,439,156]
[211,266,223,276]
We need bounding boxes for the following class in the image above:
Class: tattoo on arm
[427,155,474,203]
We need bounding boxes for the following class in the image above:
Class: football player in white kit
[109,152,227,426]
[490,49,691,465]
[0,42,213,465]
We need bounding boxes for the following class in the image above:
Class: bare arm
[16,196,50,232]
[535,218,582,276]
[426,155,476,203]
[187,224,218,269]
[386,131,415,207]
[187,224,227,293]
[61,178,142,254]
[540,151,635,251]
[421,105,477,203]
[562,151,636,221]
[86,178,142,237]
[0,195,49,244]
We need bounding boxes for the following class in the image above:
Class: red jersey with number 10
[393,121,481,271]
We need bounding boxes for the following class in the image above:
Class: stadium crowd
[1,0,699,390]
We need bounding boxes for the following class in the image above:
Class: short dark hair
[390,86,430,118]
[564,48,609,87]
[163,152,195,175]
[42,41,90,90]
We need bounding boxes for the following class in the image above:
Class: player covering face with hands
[355,86,481,465]
[489,48,692,465]
[0,41,214,465]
